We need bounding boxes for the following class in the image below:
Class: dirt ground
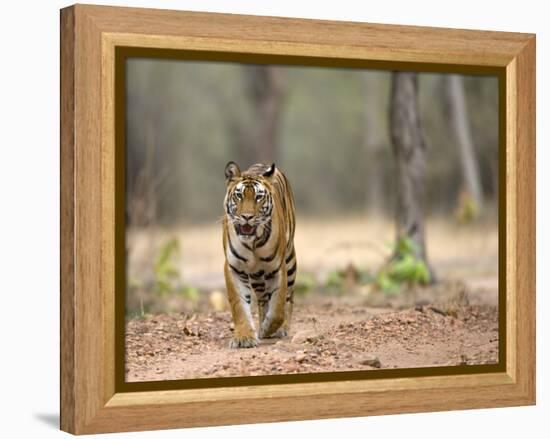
[125,298,498,382]
[125,216,499,382]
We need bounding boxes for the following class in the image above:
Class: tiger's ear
[262,163,276,178]
[224,161,241,183]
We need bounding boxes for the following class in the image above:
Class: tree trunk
[243,65,286,164]
[126,118,158,228]
[363,72,385,213]
[446,74,484,212]
[389,72,433,277]
[228,118,255,169]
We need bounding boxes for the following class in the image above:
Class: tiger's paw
[259,318,284,339]
[260,327,288,339]
[272,328,288,338]
[229,335,259,349]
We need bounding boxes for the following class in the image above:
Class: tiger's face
[224,162,274,242]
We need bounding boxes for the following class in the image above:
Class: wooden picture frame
[60,4,535,434]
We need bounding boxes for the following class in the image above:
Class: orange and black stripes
[222,162,297,345]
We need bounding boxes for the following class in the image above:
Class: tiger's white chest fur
[225,220,281,273]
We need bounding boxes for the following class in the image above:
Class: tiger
[222,161,297,348]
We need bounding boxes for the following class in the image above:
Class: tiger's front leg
[258,268,287,339]
[224,262,258,348]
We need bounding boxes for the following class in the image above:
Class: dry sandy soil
[125,216,499,382]
[125,299,498,382]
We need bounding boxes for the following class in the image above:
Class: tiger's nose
[241,214,254,221]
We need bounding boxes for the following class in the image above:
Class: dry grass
[128,214,498,292]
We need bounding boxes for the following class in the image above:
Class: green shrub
[294,271,315,295]
[325,269,344,290]
[152,238,199,304]
[375,237,430,294]
[153,238,181,296]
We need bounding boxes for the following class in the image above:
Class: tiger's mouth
[237,224,256,236]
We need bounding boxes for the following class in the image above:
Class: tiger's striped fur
[222,161,297,348]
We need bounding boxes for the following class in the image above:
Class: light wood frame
[60,4,536,434]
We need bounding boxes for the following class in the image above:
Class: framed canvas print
[60,4,536,434]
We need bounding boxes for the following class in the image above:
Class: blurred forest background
[125,59,499,316]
